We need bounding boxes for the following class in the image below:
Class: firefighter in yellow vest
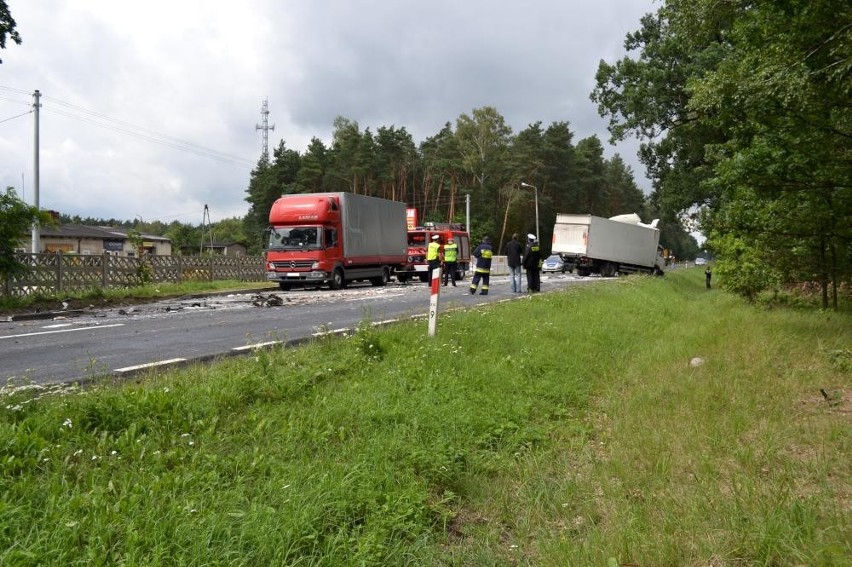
[442,237,459,287]
[426,234,442,285]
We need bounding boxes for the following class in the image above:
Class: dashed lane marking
[113,358,187,373]
[0,323,125,340]
[232,341,282,351]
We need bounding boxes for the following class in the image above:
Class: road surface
[1,273,600,387]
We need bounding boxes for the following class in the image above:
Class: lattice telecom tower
[255,98,275,161]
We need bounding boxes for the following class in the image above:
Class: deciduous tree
[0,188,55,283]
[0,0,21,64]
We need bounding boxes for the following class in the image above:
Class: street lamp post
[520,182,539,241]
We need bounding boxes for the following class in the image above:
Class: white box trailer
[552,213,665,277]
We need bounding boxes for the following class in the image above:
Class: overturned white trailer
[552,213,666,277]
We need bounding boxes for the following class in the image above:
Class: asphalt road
[1,272,600,387]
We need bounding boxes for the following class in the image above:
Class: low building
[20,224,172,256]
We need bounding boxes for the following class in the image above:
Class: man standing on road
[504,233,523,293]
[522,233,542,292]
[442,237,459,287]
[426,234,442,285]
[469,236,493,295]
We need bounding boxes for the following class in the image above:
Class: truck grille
[270,260,313,270]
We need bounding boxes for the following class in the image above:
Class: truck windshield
[268,227,322,250]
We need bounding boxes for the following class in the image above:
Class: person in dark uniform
[705,267,712,289]
[469,236,493,295]
[522,233,542,292]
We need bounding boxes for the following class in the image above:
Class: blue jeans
[509,265,522,292]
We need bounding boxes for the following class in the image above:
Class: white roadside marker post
[428,266,441,337]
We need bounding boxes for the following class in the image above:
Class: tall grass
[1,270,848,566]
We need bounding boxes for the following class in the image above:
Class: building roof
[39,224,170,242]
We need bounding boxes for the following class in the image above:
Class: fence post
[102,251,108,288]
[55,252,62,295]
[209,255,214,281]
[177,254,183,283]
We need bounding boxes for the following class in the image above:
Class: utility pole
[255,98,275,161]
[466,194,471,235]
[31,90,41,254]
[200,204,213,254]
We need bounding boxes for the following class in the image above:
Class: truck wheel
[370,267,390,287]
[397,274,409,283]
[601,262,616,277]
[278,282,291,291]
[577,267,591,277]
[331,268,345,290]
[418,273,429,283]
[455,269,465,281]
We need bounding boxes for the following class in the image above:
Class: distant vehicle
[542,254,567,273]
[695,257,707,266]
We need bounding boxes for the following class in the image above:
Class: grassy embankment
[1,270,849,566]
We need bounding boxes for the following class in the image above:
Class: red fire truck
[396,223,471,283]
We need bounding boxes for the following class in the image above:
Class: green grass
[1,271,849,566]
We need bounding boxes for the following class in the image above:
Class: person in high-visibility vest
[522,233,542,292]
[426,234,442,285]
[469,236,493,295]
[442,237,459,287]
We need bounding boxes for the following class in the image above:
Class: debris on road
[252,293,286,307]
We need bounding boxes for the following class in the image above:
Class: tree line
[592,0,851,308]
[243,109,698,258]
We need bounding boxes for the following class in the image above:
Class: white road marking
[344,293,405,302]
[0,323,125,340]
[42,323,74,329]
[113,358,187,373]
[232,341,281,351]
[312,328,350,337]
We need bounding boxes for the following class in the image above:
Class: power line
[43,105,255,168]
[41,94,256,167]
[0,87,257,168]
[0,109,32,124]
[0,85,32,96]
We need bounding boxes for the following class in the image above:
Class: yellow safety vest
[426,241,441,261]
[443,242,458,262]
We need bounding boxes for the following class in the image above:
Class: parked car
[542,254,566,273]
[695,257,707,266]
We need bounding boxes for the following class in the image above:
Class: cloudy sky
[1,0,657,226]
